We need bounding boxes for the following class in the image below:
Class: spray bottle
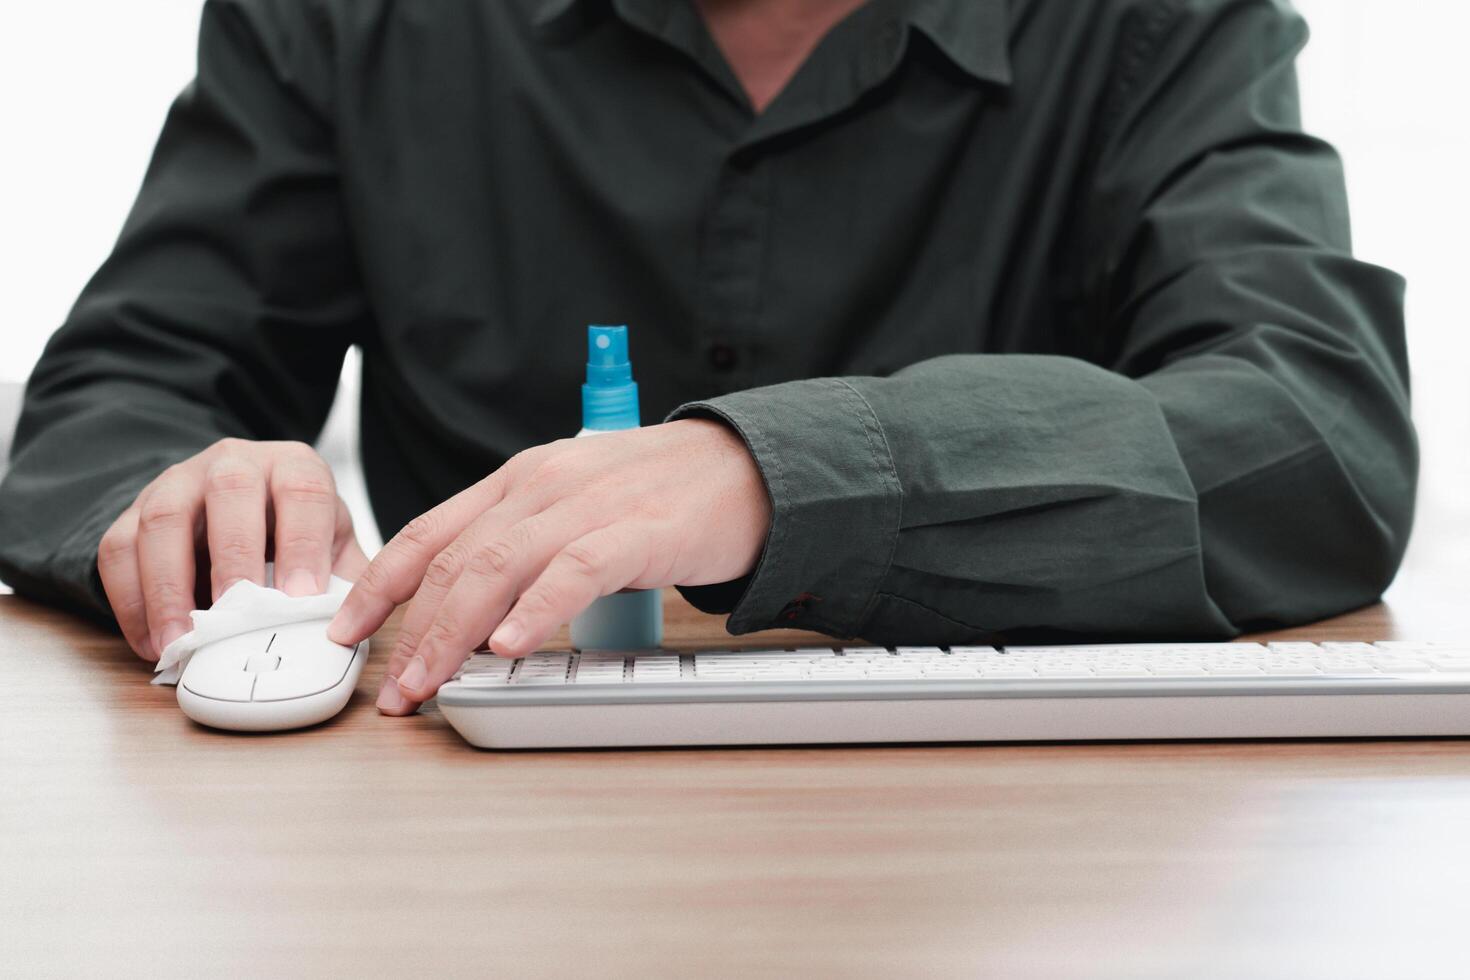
[568,325,664,650]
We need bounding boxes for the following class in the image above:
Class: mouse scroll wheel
[245,654,282,673]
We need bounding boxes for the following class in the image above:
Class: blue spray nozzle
[586,325,632,383]
[581,324,640,430]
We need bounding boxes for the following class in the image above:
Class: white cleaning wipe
[152,566,355,685]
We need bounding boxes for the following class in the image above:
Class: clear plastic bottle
[568,325,664,651]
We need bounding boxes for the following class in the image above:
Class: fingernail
[397,655,428,695]
[158,623,187,654]
[376,675,408,714]
[490,620,520,655]
[282,569,320,597]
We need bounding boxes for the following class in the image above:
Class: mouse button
[220,625,278,650]
[251,648,353,702]
[245,654,281,673]
[197,630,268,659]
[271,622,347,653]
[180,654,256,702]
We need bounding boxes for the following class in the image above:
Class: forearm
[673,355,1227,644]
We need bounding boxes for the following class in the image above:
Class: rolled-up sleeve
[671,378,902,636]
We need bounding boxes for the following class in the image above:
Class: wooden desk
[4,591,1469,979]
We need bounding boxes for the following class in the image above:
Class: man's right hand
[98,438,370,662]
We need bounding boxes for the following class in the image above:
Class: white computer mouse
[177,620,368,732]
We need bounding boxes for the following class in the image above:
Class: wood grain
[4,590,1470,979]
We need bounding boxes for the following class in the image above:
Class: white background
[1,1,1466,596]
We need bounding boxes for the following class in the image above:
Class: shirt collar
[532,0,594,38]
[533,0,1012,87]
[904,0,1012,86]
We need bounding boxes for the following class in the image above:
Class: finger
[332,535,371,583]
[388,507,581,708]
[136,468,204,658]
[325,496,372,579]
[385,498,536,670]
[203,454,267,602]
[329,471,508,645]
[491,525,648,660]
[370,497,533,716]
[269,451,337,597]
[97,507,154,661]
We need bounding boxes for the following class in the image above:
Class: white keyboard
[434,642,1470,749]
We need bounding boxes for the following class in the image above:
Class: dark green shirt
[0,0,1416,643]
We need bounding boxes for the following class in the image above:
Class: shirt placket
[610,1,911,393]
[697,151,771,392]
[696,14,908,393]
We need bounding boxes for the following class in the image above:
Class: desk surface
[4,591,1469,979]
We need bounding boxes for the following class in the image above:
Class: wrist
[666,416,772,581]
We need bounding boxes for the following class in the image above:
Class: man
[0,0,1416,718]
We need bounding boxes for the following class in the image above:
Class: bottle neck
[581,380,640,431]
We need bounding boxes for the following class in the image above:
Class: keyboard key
[1322,643,1377,655]
[458,673,513,686]
[1373,660,1432,673]
[1262,663,1321,675]
[924,666,984,679]
[634,655,683,683]
[808,664,868,679]
[1148,665,1213,677]
[514,654,571,685]
[1376,642,1470,656]
[979,667,1037,679]
[1429,658,1470,672]
[574,655,627,684]
[1035,665,1095,677]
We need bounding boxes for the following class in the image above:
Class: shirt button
[708,343,738,371]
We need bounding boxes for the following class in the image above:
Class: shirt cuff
[667,377,903,638]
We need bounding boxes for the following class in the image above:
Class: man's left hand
[327,418,770,715]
